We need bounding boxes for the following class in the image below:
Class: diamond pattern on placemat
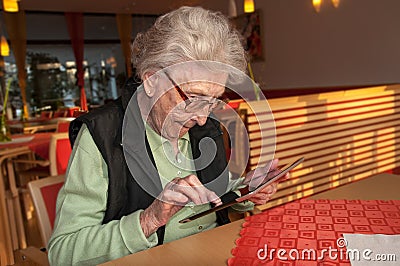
[229,199,400,266]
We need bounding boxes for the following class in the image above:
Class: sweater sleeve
[47,125,158,266]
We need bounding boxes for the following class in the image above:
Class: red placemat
[229,199,400,265]
[0,133,52,159]
[27,133,52,159]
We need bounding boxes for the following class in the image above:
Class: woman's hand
[243,159,288,205]
[140,175,221,237]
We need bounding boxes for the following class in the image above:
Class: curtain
[3,11,28,119]
[65,12,88,111]
[116,14,132,78]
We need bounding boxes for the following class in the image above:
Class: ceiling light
[244,0,255,13]
[332,0,340,8]
[2,0,19,12]
[312,0,322,13]
[1,36,9,56]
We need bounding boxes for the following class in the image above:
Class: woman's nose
[194,115,208,126]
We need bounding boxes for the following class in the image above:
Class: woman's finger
[164,175,221,206]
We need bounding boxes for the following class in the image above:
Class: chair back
[65,107,80,117]
[56,121,70,133]
[53,110,67,118]
[40,111,53,119]
[72,110,88,117]
[49,133,72,176]
[28,175,65,247]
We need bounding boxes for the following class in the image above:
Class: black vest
[69,78,238,245]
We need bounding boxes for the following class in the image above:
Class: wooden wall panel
[236,84,400,211]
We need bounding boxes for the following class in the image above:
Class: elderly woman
[48,6,281,265]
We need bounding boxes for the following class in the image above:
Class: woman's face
[143,69,227,140]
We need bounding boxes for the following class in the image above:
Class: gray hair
[132,6,248,79]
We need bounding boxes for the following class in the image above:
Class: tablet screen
[179,157,304,223]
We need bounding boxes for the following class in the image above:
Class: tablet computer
[179,157,304,223]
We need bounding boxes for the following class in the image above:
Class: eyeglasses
[164,72,224,113]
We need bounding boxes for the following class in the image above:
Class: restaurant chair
[27,175,65,247]
[17,175,64,266]
[18,246,50,266]
[48,133,71,176]
[65,106,80,117]
[72,109,88,117]
[15,132,72,180]
[56,121,70,133]
[18,175,65,266]
[52,110,68,118]
[40,111,53,119]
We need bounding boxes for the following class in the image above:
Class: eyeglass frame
[164,71,224,112]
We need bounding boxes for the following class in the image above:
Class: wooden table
[8,117,74,134]
[100,173,400,266]
[0,133,53,159]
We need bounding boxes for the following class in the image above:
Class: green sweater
[48,124,253,265]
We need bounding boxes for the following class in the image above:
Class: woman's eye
[188,95,201,101]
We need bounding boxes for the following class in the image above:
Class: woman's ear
[143,72,156,97]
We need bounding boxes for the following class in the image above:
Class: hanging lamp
[0,36,9,56]
[2,0,19,12]
[244,0,255,13]
[332,0,340,8]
